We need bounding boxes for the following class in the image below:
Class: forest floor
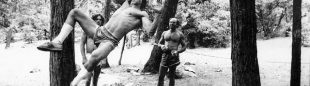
[0,37,309,86]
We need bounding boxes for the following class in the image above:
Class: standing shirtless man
[37,0,153,85]
[157,18,187,86]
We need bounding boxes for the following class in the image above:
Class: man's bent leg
[157,66,168,86]
[71,41,115,86]
[38,9,98,51]
[53,9,98,44]
[84,42,114,71]
[52,23,74,44]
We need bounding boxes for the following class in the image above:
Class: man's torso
[163,30,182,50]
[104,7,142,40]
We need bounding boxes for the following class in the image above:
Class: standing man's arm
[158,31,167,51]
[158,31,165,45]
[177,32,187,53]
[80,33,88,64]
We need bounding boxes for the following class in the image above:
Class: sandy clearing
[0,37,309,86]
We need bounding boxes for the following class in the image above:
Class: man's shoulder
[163,30,169,33]
[176,29,184,33]
[176,30,185,36]
[161,30,169,36]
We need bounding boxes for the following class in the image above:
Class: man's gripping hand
[160,45,168,51]
[141,11,149,18]
[171,50,179,57]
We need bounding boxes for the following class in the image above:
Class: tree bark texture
[104,0,111,24]
[142,0,179,73]
[290,0,302,86]
[49,0,76,86]
[230,0,261,86]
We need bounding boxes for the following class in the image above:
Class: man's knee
[69,8,82,18]
[84,56,101,71]
[90,53,103,61]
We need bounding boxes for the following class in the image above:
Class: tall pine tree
[290,0,302,86]
[49,0,76,86]
[230,0,261,86]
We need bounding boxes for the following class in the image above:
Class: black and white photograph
[0,0,310,86]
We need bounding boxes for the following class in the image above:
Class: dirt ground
[0,37,309,86]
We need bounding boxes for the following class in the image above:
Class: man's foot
[37,42,62,51]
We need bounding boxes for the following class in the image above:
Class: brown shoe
[37,42,62,51]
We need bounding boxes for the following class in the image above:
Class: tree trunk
[142,0,179,73]
[5,28,13,49]
[230,0,261,86]
[290,0,302,86]
[49,0,76,86]
[104,0,111,24]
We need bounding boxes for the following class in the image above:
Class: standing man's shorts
[160,50,180,67]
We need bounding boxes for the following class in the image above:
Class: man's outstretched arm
[119,0,131,9]
[142,16,153,35]
[130,10,154,36]
[114,0,131,14]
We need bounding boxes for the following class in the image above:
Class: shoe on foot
[37,42,62,51]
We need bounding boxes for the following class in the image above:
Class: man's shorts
[93,26,119,47]
[160,50,180,67]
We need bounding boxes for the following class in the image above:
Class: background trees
[0,0,50,45]
[256,0,293,39]
[181,1,231,48]
[2,0,310,49]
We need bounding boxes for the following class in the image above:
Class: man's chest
[164,32,181,42]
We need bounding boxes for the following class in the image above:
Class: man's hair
[114,0,127,5]
[91,14,105,26]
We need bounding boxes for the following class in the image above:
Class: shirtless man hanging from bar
[37,0,153,85]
